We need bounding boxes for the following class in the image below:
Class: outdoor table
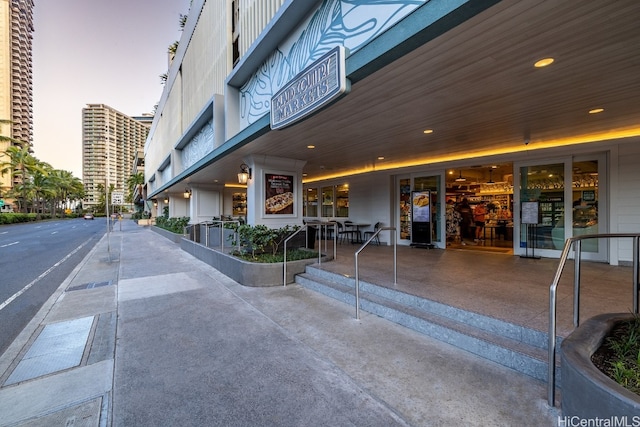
[346,223,370,243]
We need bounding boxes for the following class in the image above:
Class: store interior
[445,164,514,251]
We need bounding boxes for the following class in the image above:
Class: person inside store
[473,200,488,242]
[446,199,462,245]
[456,198,473,242]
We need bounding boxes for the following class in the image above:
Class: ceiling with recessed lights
[175,0,640,191]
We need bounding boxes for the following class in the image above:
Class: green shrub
[593,315,640,395]
[0,213,37,224]
[155,216,190,234]
[227,224,317,262]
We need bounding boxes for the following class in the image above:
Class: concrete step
[296,266,560,383]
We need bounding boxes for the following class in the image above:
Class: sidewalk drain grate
[67,281,113,292]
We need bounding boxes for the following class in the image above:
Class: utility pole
[105,149,111,260]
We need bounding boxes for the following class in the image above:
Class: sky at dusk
[32,0,191,178]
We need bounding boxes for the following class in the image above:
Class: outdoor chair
[363,222,381,245]
[336,221,355,244]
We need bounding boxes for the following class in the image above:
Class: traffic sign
[111,192,124,205]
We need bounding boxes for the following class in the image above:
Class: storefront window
[519,163,564,250]
[232,192,247,217]
[571,160,599,253]
[304,188,318,217]
[335,184,349,217]
[321,186,333,217]
[399,178,411,241]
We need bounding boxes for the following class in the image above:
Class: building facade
[82,104,151,210]
[144,0,640,265]
[0,0,34,198]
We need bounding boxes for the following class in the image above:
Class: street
[0,218,105,354]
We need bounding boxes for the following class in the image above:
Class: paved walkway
[0,220,560,426]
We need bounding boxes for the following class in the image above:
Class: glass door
[396,173,444,247]
[570,155,606,261]
[516,154,607,261]
[414,175,442,246]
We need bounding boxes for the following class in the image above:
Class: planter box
[181,239,326,287]
[561,313,640,418]
[150,225,185,244]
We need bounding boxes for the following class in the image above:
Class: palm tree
[126,172,144,203]
[47,169,83,217]
[0,145,46,212]
[30,161,52,218]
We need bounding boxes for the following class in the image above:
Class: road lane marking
[1,241,19,248]
[0,240,92,312]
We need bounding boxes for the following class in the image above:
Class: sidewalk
[0,220,559,426]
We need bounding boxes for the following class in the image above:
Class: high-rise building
[0,0,34,197]
[82,104,151,210]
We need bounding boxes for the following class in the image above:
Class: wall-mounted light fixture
[238,163,252,184]
[163,197,169,204]
[183,188,191,199]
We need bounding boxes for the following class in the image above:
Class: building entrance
[445,164,514,252]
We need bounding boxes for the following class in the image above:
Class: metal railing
[308,221,338,259]
[184,220,240,252]
[184,221,211,242]
[355,226,396,320]
[206,220,240,252]
[547,233,640,406]
[283,222,337,286]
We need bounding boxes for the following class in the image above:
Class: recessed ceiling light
[377,156,385,160]
[589,108,604,114]
[534,57,554,68]
[423,129,433,134]
[307,145,315,149]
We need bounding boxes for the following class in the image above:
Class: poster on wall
[264,173,295,215]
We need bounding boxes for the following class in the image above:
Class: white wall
[612,138,640,262]
[304,172,393,245]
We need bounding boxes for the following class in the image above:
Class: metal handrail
[547,233,640,407]
[206,220,240,252]
[308,221,337,260]
[355,226,396,320]
[283,223,337,286]
[283,225,309,287]
[184,221,212,243]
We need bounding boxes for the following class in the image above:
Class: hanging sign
[271,46,350,130]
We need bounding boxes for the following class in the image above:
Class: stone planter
[180,238,326,287]
[561,313,640,418]
[150,225,185,244]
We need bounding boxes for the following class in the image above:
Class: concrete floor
[311,239,636,338]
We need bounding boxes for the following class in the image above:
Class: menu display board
[521,201,540,225]
[411,190,432,246]
[412,191,430,222]
[264,173,294,215]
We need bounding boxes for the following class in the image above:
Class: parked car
[84,213,94,220]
